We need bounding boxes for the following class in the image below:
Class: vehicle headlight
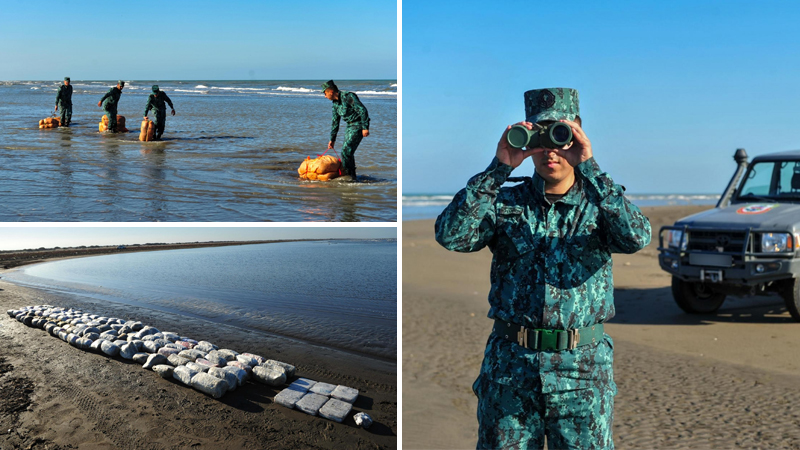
[761,233,792,252]
[666,229,687,251]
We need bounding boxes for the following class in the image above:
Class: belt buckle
[539,329,556,351]
[517,326,528,348]
[567,329,580,350]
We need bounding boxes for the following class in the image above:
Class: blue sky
[0,0,396,80]
[404,0,800,195]
[0,227,396,251]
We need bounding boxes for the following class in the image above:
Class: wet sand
[403,206,800,449]
[0,274,396,449]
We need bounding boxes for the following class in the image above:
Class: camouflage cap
[152,85,159,93]
[524,88,579,123]
[118,80,125,87]
[64,77,70,81]
[321,80,338,92]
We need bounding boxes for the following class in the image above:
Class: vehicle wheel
[780,278,800,322]
[671,276,726,314]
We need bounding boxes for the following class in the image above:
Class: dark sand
[403,206,800,449]
[0,258,397,449]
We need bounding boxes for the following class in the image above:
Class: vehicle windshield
[736,160,800,201]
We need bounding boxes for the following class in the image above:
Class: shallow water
[3,240,397,360]
[0,80,397,221]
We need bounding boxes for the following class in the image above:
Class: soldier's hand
[143,116,147,120]
[171,109,176,116]
[362,130,369,138]
[97,101,102,107]
[327,141,334,150]
[54,106,58,112]
[496,122,535,169]
[554,119,592,166]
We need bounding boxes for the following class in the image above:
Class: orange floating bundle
[38,117,60,129]
[98,115,129,132]
[298,155,341,181]
[139,118,155,141]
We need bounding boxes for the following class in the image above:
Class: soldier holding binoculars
[435,88,651,449]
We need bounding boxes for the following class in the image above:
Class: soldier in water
[143,85,176,141]
[97,81,125,132]
[54,77,72,127]
[323,80,370,181]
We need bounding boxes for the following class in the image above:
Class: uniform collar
[529,171,583,206]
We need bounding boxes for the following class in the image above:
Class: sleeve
[330,105,341,143]
[100,88,112,104]
[351,93,370,130]
[55,86,62,105]
[434,157,514,252]
[144,95,154,116]
[164,93,174,109]
[576,157,652,254]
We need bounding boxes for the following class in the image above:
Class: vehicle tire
[780,278,800,322]
[671,276,726,314]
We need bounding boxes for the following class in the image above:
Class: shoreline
[1,279,397,449]
[1,241,397,363]
[0,239,331,270]
[403,205,800,449]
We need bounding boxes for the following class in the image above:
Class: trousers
[341,126,363,177]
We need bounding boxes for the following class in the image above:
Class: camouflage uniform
[144,88,174,140]
[55,80,72,126]
[330,90,370,177]
[434,88,651,449]
[99,84,123,132]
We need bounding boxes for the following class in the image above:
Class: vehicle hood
[674,202,800,231]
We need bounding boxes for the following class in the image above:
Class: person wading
[435,88,651,449]
[97,81,125,132]
[54,77,72,127]
[323,80,370,181]
[143,85,176,141]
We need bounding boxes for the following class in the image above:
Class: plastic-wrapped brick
[289,378,316,393]
[354,412,373,429]
[274,386,307,409]
[190,372,227,399]
[241,353,265,364]
[310,382,336,396]
[186,362,209,373]
[132,353,150,364]
[143,354,169,370]
[119,342,138,360]
[252,365,286,387]
[173,365,199,386]
[208,367,237,392]
[264,359,295,378]
[221,366,247,386]
[178,349,206,361]
[330,385,359,404]
[236,354,258,367]
[167,355,190,367]
[295,393,329,416]
[153,364,174,379]
[100,341,120,357]
[318,398,353,423]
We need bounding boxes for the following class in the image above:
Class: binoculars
[506,122,573,149]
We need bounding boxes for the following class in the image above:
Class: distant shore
[0,239,318,270]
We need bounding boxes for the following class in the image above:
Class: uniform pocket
[496,206,536,258]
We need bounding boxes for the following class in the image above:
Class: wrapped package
[190,372,227,399]
[298,155,341,181]
[139,118,155,141]
[319,398,353,423]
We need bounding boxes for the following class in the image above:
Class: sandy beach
[403,205,800,449]
[0,256,397,449]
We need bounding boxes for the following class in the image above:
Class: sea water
[3,241,397,360]
[0,80,397,222]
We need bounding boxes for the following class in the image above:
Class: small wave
[174,89,208,93]
[30,87,39,90]
[402,195,453,207]
[390,83,397,87]
[276,86,314,93]
[195,84,209,89]
[210,86,269,91]
[355,90,397,96]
